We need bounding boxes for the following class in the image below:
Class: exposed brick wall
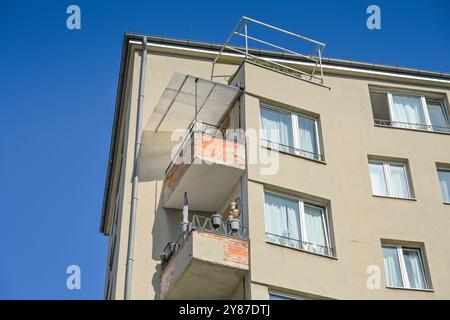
[196,231,249,265]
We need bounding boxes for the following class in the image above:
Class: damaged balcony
[142,73,245,212]
[163,122,245,211]
[160,215,249,300]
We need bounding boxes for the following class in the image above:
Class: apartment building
[100,18,450,300]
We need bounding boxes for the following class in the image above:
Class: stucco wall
[105,44,450,300]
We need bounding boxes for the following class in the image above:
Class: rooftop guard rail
[211,16,326,86]
[160,215,248,269]
[165,121,246,178]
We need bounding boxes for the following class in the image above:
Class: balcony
[163,122,246,211]
[160,215,249,300]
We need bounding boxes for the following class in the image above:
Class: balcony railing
[374,119,450,133]
[265,232,335,257]
[261,139,324,162]
[161,215,248,270]
[165,121,246,189]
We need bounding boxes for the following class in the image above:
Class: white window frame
[382,244,429,290]
[437,168,450,203]
[264,190,332,256]
[386,91,450,131]
[369,160,412,199]
[260,104,322,159]
[268,291,307,300]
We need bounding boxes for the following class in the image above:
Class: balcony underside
[160,230,249,300]
[164,161,245,211]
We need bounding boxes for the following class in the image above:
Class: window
[264,191,333,256]
[437,168,450,203]
[269,292,306,300]
[382,245,430,290]
[368,160,412,199]
[370,90,450,132]
[260,105,322,161]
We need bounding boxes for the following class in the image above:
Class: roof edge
[124,32,450,81]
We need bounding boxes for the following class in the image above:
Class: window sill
[265,240,337,260]
[443,202,450,205]
[261,145,326,165]
[372,194,416,201]
[374,123,450,135]
[386,286,434,293]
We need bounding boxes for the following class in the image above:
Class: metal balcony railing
[161,215,248,269]
[265,232,335,257]
[165,121,246,183]
[374,119,450,133]
[261,139,324,162]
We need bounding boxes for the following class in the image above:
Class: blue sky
[0,0,449,300]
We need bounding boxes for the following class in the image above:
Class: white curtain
[389,164,410,198]
[264,192,301,241]
[369,162,388,196]
[298,116,318,158]
[427,103,449,131]
[304,204,327,253]
[403,249,426,289]
[261,107,280,149]
[438,170,450,203]
[260,107,293,152]
[279,112,293,152]
[382,246,403,287]
[391,94,425,128]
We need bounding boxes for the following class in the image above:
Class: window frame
[269,291,307,300]
[426,99,450,129]
[368,160,413,199]
[384,91,450,131]
[437,167,450,203]
[382,244,430,290]
[260,104,322,160]
[263,190,332,256]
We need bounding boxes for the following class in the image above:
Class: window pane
[370,91,390,122]
[427,102,449,132]
[269,293,304,300]
[402,249,427,289]
[389,163,411,198]
[260,107,293,152]
[438,170,450,203]
[382,246,403,287]
[264,192,301,241]
[260,107,280,148]
[391,94,426,129]
[304,204,328,254]
[298,116,319,159]
[369,162,388,196]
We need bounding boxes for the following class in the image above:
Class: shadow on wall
[150,190,181,300]
[142,129,217,299]
[139,129,183,299]
[140,130,181,182]
[150,189,213,299]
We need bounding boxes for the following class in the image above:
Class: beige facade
[100,34,450,300]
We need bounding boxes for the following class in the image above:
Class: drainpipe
[124,36,147,300]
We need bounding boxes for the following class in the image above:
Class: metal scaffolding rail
[211,16,326,85]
